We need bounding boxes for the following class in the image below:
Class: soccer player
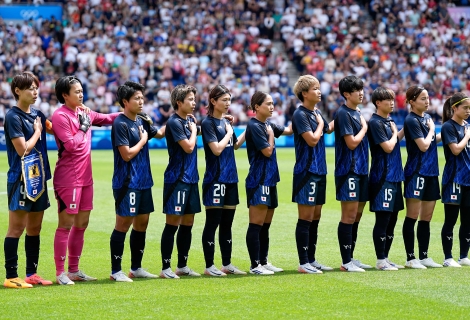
[368,87,405,271]
[291,75,334,274]
[245,91,293,275]
[109,81,166,282]
[334,75,371,272]
[3,72,53,288]
[160,84,201,279]
[402,85,442,269]
[440,92,470,267]
[52,75,120,285]
[201,85,247,276]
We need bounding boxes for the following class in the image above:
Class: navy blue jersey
[403,112,439,177]
[292,106,328,175]
[111,114,159,190]
[4,107,51,183]
[367,114,405,183]
[441,120,470,186]
[164,113,199,184]
[245,118,284,188]
[334,104,369,176]
[201,116,238,184]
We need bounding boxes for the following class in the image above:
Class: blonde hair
[293,75,320,102]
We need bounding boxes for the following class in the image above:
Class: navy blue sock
[110,229,126,274]
[308,220,319,263]
[130,229,146,271]
[384,212,398,258]
[403,217,417,261]
[202,208,223,268]
[259,223,271,265]
[442,204,459,260]
[459,206,470,259]
[373,212,391,260]
[4,237,19,279]
[246,223,262,269]
[296,219,311,265]
[351,221,359,258]
[161,224,178,270]
[176,225,193,268]
[219,209,235,266]
[338,222,353,265]
[25,235,40,276]
[417,220,430,260]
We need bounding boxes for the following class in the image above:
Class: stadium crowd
[0,0,469,126]
[286,0,470,123]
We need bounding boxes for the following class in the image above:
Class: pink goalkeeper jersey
[52,105,119,187]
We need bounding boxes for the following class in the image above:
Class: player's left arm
[90,110,121,126]
[435,133,442,144]
[326,120,334,134]
[234,130,246,150]
[281,121,293,136]
[154,125,166,139]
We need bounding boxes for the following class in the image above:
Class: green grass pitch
[0,147,469,319]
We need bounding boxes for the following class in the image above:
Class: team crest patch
[130,208,136,213]
[19,201,25,207]
[261,196,267,201]
[349,192,356,197]
[308,197,315,202]
[414,191,420,196]
[383,202,389,208]
[70,204,76,209]
[213,198,220,204]
[175,206,181,212]
[451,195,457,200]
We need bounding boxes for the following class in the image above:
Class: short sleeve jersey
[111,114,159,190]
[441,119,470,186]
[292,106,329,175]
[333,104,369,176]
[245,118,284,188]
[4,107,51,183]
[367,113,404,183]
[201,116,238,184]
[403,112,439,177]
[164,113,199,184]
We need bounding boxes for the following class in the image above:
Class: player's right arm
[412,118,435,152]
[205,120,234,156]
[172,117,197,154]
[378,121,398,154]
[443,124,470,156]
[52,112,89,152]
[117,124,148,162]
[298,111,324,147]
[10,116,42,156]
[343,113,368,150]
[251,122,274,157]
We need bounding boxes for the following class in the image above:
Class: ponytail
[442,97,453,123]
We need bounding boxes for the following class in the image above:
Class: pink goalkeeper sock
[54,228,71,276]
[68,226,86,273]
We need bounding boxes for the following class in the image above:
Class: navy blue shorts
[202,182,239,207]
[369,181,404,212]
[335,173,368,202]
[292,172,326,206]
[113,187,154,217]
[404,174,440,201]
[246,185,278,209]
[441,181,462,205]
[163,181,201,215]
[7,180,50,212]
